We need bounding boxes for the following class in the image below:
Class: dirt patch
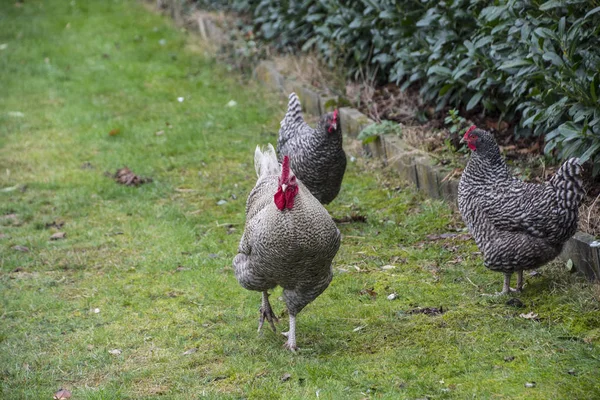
[333,214,367,224]
[407,306,445,316]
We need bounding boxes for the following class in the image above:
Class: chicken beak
[281,183,288,192]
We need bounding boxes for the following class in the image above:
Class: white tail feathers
[280,92,304,129]
[254,143,279,178]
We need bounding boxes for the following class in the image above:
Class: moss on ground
[1,1,599,399]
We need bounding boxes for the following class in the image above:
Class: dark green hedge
[194,0,600,174]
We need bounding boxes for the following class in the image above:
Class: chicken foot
[498,271,524,295]
[258,291,278,333]
[282,314,298,352]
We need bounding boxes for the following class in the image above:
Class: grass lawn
[1,1,600,399]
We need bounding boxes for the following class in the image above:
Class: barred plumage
[233,144,341,351]
[458,127,584,294]
[277,92,347,205]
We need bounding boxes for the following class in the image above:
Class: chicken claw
[281,314,298,352]
[258,291,278,333]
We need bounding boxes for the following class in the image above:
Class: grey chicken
[277,92,347,204]
[233,144,341,351]
[458,126,584,294]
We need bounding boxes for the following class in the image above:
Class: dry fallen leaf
[12,245,29,252]
[112,167,152,186]
[109,128,121,136]
[359,288,377,299]
[519,312,539,321]
[183,348,197,355]
[108,349,122,355]
[53,388,72,399]
[407,306,445,316]
[50,232,67,240]
[281,373,291,382]
[45,221,65,229]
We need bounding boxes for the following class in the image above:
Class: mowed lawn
[1,1,600,399]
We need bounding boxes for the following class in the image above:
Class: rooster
[233,144,341,351]
[458,126,584,294]
[277,93,346,204]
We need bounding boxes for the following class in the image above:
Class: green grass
[1,1,600,399]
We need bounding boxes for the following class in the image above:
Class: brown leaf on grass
[332,214,367,224]
[407,306,445,316]
[359,288,377,299]
[175,266,190,272]
[53,388,72,399]
[45,221,65,229]
[50,232,67,240]
[108,128,121,136]
[112,167,152,186]
[12,245,29,252]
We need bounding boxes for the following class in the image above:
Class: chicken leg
[258,291,278,333]
[498,272,523,295]
[516,270,524,291]
[282,314,297,352]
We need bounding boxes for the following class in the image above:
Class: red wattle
[274,185,298,210]
[274,188,285,210]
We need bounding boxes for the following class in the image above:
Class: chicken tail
[280,92,304,130]
[550,158,585,209]
[254,143,279,178]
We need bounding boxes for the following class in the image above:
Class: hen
[277,92,347,204]
[233,144,341,351]
[458,126,584,294]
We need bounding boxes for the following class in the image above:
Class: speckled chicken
[458,126,584,294]
[233,144,341,351]
[277,92,347,204]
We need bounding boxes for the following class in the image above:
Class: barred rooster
[233,144,341,351]
[277,93,346,204]
[458,126,584,294]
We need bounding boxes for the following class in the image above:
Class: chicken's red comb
[333,109,339,122]
[465,125,477,136]
[281,155,290,181]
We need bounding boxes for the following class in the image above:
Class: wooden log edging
[161,2,600,282]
